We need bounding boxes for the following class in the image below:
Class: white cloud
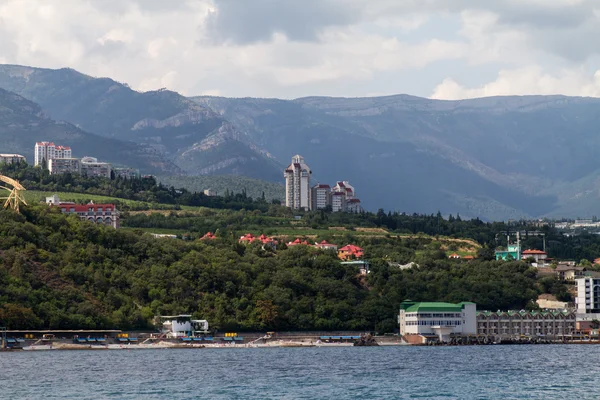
[0,0,599,99]
[432,67,600,99]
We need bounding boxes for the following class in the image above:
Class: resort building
[35,142,72,167]
[0,154,26,164]
[284,155,312,210]
[476,310,576,339]
[345,198,362,213]
[332,181,355,198]
[399,301,477,342]
[81,156,112,178]
[338,245,364,260]
[48,158,81,175]
[46,195,120,228]
[311,184,331,210]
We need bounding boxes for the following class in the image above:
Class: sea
[0,345,597,399]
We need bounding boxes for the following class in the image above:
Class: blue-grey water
[0,345,597,399]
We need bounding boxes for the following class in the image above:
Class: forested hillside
[0,203,570,332]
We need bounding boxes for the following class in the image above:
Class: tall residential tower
[284,155,312,210]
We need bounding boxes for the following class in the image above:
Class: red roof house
[338,244,364,260]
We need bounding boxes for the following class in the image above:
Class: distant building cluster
[284,154,362,212]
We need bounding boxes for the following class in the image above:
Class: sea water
[0,345,597,399]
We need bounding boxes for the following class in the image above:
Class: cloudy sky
[1,0,599,99]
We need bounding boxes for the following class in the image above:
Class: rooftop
[400,301,475,313]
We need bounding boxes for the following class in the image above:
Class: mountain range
[2,64,600,219]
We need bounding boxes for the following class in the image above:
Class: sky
[1,0,599,99]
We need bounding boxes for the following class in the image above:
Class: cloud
[0,0,599,99]
[431,66,600,99]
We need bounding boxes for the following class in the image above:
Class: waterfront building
[476,310,576,339]
[156,315,209,338]
[46,195,120,228]
[576,276,600,315]
[338,244,364,260]
[35,142,72,167]
[284,155,312,210]
[0,154,26,164]
[81,156,112,178]
[399,301,477,342]
[311,184,331,210]
[48,158,81,175]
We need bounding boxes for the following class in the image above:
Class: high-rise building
[34,142,71,167]
[284,155,312,210]
[311,184,331,210]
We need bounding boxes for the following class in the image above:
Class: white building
[0,154,26,164]
[332,181,355,198]
[204,189,217,197]
[81,156,112,178]
[34,142,71,167]
[311,184,330,210]
[284,154,312,210]
[576,276,600,315]
[399,301,477,342]
[157,315,209,338]
[49,158,81,175]
[330,191,346,212]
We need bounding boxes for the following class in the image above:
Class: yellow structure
[0,174,27,213]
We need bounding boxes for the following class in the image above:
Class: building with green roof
[399,301,477,342]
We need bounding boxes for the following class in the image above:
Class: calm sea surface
[0,345,598,399]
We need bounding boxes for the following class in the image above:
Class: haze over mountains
[1,64,600,220]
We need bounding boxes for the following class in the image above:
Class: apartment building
[0,154,26,164]
[399,301,477,342]
[284,155,312,210]
[477,310,576,338]
[81,156,112,178]
[576,276,600,314]
[311,184,330,210]
[48,158,81,175]
[34,142,71,166]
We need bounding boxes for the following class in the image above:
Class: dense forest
[0,205,548,332]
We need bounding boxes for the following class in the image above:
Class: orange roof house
[287,238,310,246]
[338,244,364,260]
[200,232,216,240]
[448,253,461,259]
[239,233,257,243]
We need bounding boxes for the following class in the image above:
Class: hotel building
[46,195,120,228]
[399,301,477,342]
[284,155,312,210]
